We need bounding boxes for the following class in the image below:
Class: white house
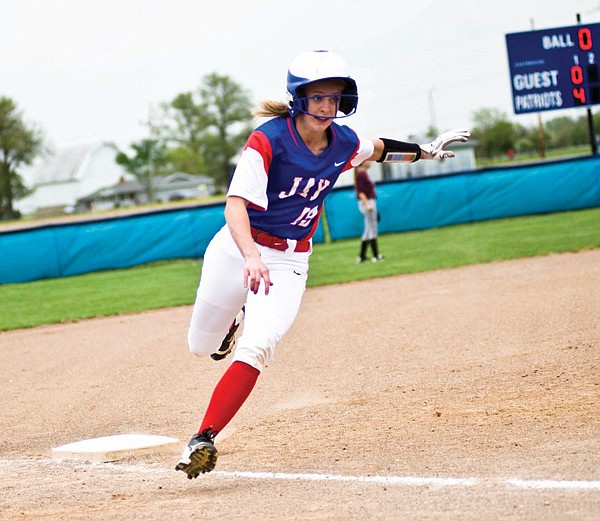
[76,172,216,211]
[15,142,129,216]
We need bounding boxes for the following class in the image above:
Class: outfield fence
[1,155,599,284]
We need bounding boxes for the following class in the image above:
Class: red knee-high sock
[199,361,260,435]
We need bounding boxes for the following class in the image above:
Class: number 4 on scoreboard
[573,87,586,104]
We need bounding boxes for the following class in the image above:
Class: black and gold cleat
[175,430,218,478]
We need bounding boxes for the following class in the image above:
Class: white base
[52,434,179,463]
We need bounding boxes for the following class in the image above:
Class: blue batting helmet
[286,50,358,118]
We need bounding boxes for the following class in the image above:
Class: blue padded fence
[325,155,600,240]
[1,155,599,284]
[1,204,227,284]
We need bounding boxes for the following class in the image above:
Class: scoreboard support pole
[586,108,597,154]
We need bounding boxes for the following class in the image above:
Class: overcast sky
[1,0,599,154]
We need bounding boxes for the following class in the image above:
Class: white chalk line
[506,478,600,491]
[1,459,600,491]
[217,470,477,488]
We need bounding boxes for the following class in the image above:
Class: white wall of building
[15,143,128,215]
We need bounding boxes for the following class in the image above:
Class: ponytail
[251,100,289,118]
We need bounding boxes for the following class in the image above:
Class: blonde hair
[251,100,289,118]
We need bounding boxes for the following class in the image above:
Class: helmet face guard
[287,50,358,118]
[288,92,359,119]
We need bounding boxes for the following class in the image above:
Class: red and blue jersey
[228,116,374,241]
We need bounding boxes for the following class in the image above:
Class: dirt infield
[1,249,599,520]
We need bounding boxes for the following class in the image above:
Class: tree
[0,97,44,220]
[199,73,254,186]
[160,73,253,188]
[159,92,208,177]
[545,115,588,149]
[112,139,169,203]
[166,145,206,178]
[513,124,538,155]
[471,108,518,158]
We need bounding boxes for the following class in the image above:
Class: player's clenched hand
[420,129,470,160]
[243,255,273,295]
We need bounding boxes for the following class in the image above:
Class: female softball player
[176,50,469,478]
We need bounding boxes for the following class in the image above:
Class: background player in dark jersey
[354,160,383,263]
[176,50,469,478]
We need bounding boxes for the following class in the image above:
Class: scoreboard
[505,23,600,114]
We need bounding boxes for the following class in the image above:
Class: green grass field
[1,207,599,331]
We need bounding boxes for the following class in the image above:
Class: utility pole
[147,103,155,202]
[428,87,437,136]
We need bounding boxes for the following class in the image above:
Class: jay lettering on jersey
[278,177,331,200]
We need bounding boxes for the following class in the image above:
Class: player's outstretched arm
[370,129,470,163]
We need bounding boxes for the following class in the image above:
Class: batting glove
[421,129,470,160]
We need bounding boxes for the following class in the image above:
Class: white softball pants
[359,198,378,241]
[187,225,310,373]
